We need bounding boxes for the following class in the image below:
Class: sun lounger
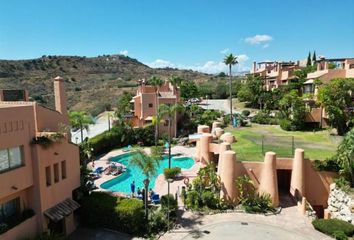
[151,194,160,204]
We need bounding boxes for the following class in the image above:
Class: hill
[0,54,211,115]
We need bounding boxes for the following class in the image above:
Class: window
[164,119,169,127]
[148,103,153,108]
[54,163,59,183]
[61,161,66,179]
[0,146,24,173]
[46,166,51,186]
[0,198,20,223]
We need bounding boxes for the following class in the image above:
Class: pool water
[100,153,195,193]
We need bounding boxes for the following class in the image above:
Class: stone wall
[327,183,354,223]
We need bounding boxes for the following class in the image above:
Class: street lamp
[167,178,174,232]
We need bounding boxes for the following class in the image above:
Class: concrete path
[161,206,331,240]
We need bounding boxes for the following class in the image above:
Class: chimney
[253,61,257,73]
[54,76,67,115]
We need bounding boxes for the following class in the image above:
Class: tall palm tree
[223,54,238,124]
[69,111,94,142]
[158,103,184,169]
[130,148,161,219]
[148,76,164,146]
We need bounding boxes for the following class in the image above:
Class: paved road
[71,112,113,144]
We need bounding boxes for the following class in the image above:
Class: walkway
[161,205,331,240]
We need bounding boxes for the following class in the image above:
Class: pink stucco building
[130,79,180,137]
[304,58,354,127]
[250,61,303,90]
[0,77,80,239]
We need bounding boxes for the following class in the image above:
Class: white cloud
[220,48,229,54]
[245,34,273,45]
[145,54,250,74]
[262,43,270,49]
[119,50,129,56]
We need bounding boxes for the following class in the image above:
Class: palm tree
[148,76,164,146]
[130,148,161,219]
[169,75,183,88]
[69,111,94,142]
[158,103,184,169]
[223,54,238,124]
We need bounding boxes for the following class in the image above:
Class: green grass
[227,124,342,162]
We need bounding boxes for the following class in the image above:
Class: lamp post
[144,178,150,220]
[167,178,174,232]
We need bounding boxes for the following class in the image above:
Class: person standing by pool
[131,181,135,197]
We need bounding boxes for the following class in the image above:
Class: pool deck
[89,146,200,198]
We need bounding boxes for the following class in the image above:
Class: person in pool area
[131,181,135,197]
[149,188,155,200]
[137,187,142,197]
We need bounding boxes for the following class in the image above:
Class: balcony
[0,210,36,239]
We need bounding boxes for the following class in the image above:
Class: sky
[0,0,353,74]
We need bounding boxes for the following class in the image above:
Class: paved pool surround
[194,122,335,215]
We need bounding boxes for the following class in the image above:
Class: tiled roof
[44,198,80,222]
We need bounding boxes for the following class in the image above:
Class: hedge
[312,219,354,237]
[80,192,145,235]
[88,125,154,155]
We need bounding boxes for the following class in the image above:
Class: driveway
[160,205,331,240]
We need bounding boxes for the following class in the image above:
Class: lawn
[226,124,342,162]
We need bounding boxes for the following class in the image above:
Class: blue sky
[0,0,353,73]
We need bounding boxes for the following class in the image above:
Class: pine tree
[312,51,316,63]
[307,51,312,66]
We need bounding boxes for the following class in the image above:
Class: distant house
[303,57,354,127]
[0,77,80,239]
[130,79,180,137]
[250,60,303,90]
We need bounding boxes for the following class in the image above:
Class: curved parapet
[217,142,231,175]
[214,128,224,139]
[200,133,213,166]
[220,150,237,203]
[198,125,210,134]
[258,152,279,207]
[290,148,305,200]
[220,132,236,144]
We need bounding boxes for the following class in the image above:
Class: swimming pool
[100,153,195,193]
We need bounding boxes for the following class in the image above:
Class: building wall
[0,106,35,200]
[35,105,69,132]
[0,215,38,240]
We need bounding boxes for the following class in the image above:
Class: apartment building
[130,79,180,137]
[251,61,303,90]
[0,77,80,239]
[304,58,354,127]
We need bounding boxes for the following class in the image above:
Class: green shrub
[312,219,354,237]
[279,119,294,131]
[313,156,341,172]
[89,125,154,155]
[242,110,250,117]
[80,192,145,235]
[251,111,278,125]
[116,198,145,234]
[163,167,181,179]
[185,190,201,210]
[147,209,168,234]
[333,231,348,240]
[161,194,178,212]
[201,191,218,209]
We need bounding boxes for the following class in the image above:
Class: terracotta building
[0,77,80,239]
[304,58,354,127]
[194,122,335,218]
[130,79,180,137]
[250,61,303,90]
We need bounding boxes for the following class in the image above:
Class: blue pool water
[100,153,195,193]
